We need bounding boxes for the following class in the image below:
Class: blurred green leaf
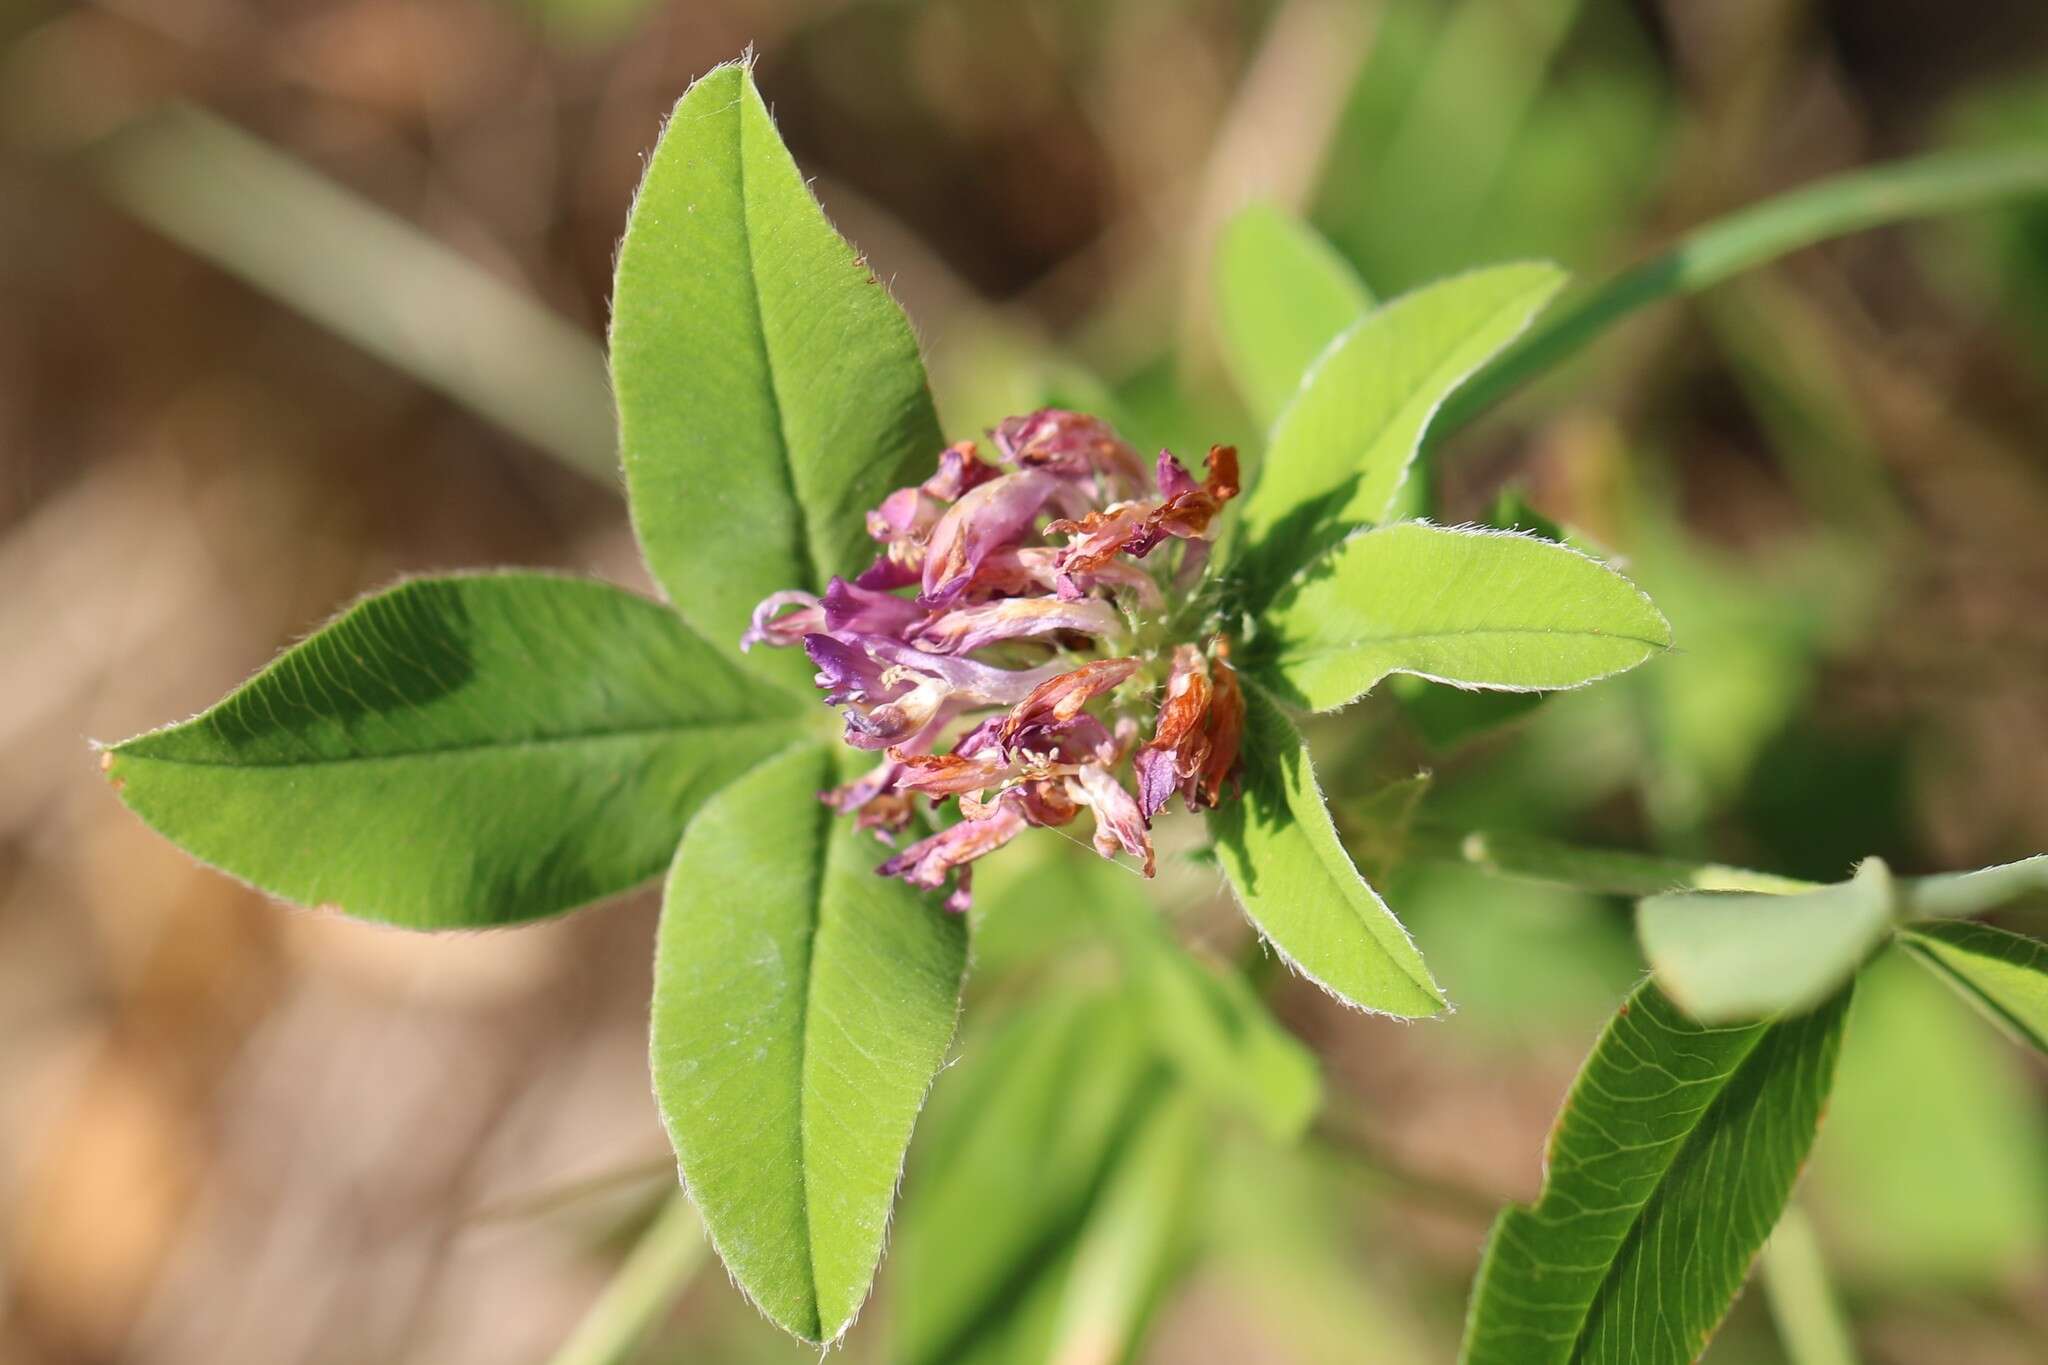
[966,830,1154,977]
[104,574,802,928]
[1639,855,2048,1024]
[1232,263,1565,602]
[1807,948,2048,1287]
[1899,920,2048,1054]
[973,833,1320,1142]
[1899,855,2048,921]
[651,745,967,1345]
[1388,859,1638,1041]
[1314,0,1660,293]
[1210,685,1443,1017]
[1043,1091,1207,1365]
[1939,76,2048,362]
[1213,204,1373,430]
[1132,944,1321,1144]
[1199,1130,1438,1363]
[1255,523,1670,712]
[1638,859,1895,1024]
[1391,676,1545,750]
[1586,487,1861,839]
[611,61,943,691]
[1460,981,1850,1365]
[548,1194,706,1365]
[1758,1205,1861,1365]
[894,991,1165,1365]
[1344,771,1435,884]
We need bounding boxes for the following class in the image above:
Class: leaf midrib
[1276,625,1669,665]
[731,81,825,600]
[793,768,832,1341]
[115,715,803,770]
[1556,1022,1771,1362]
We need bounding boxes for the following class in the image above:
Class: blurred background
[4,0,2047,1361]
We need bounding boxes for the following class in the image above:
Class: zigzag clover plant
[108,57,2048,1360]
[97,56,1671,1345]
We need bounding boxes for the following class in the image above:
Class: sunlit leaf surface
[1210,685,1443,1017]
[106,573,803,927]
[611,60,944,689]
[652,745,967,1344]
[1213,203,1373,430]
[1256,522,1670,712]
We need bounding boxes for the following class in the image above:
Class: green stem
[1404,824,1816,898]
[547,1192,707,1365]
[1440,146,2048,431]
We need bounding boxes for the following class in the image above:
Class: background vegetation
[3,1,2046,1361]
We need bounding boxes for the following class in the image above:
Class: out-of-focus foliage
[7,0,2048,1362]
[1807,949,2048,1287]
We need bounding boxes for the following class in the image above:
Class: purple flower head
[741,591,824,652]
[825,577,924,638]
[993,409,1148,500]
[1074,761,1154,877]
[741,416,1244,908]
[911,596,1121,655]
[877,805,1028,892]
[804,633,902,707]
[1155,449,1199,501]
[922,440,1003,501]
[920,471,1057,607]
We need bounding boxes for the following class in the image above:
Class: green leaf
[1132,942,1322,1143]
[1232,263,1565,599]
[1807,948,2048,1286]
[1384,486,1585,746]
[1209,683,1443,1017]
[1898,854,2048,919]
[1213,204,1373,430]
[102,573,803,928]
[976,838,1320,1142]
[1638,859,1895,1024]
[1898,920,2048,1054]
[895,990,1165,1365]
[1459,980,1851,1365]
[967,829,1159,977]
[651,744,967,1345]
[611,60,944,688]
[1042,1090,1207,1364]
[1254,523,1671,713]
